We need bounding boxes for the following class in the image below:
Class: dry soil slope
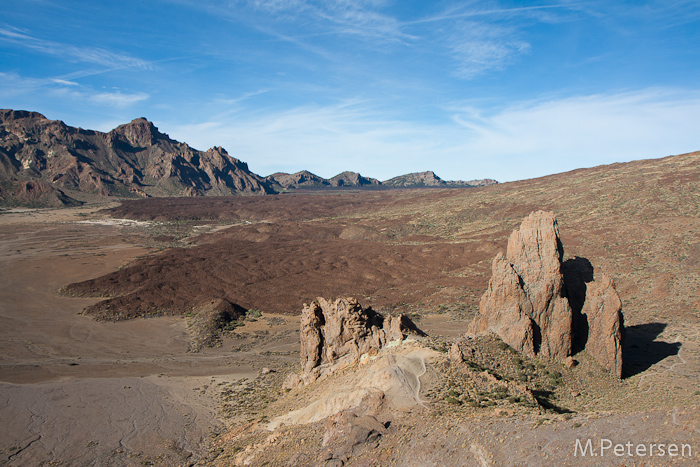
[64,151,700,331]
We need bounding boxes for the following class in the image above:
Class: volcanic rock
[469,211,625,377]
[0,109,276,205]
[469,211,573,360]
[321,411,387,465]
[285,297,424,388]
[0,180,82,207]
[383,171,446,187]
[580,273,624,377]
[448,342,464,363]
[266,170,330,189]
[187,298,246,352]
[329,171,381,187]
[382,170,499,188]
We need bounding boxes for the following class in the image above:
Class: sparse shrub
[507,396,520,404]
[445,396,461,405]
[223,320,244,331]
[447,389,461,398]
[247,309,262,318]
[519,374,528,382]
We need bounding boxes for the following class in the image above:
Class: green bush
[247,309,262,318]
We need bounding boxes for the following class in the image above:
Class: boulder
[469,211,573,360]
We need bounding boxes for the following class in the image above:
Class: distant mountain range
[267,169,497,190]
[0,109,497,207]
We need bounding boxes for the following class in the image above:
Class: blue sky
[2,0,699,182]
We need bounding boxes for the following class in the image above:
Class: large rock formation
[469,211,573,360]
[0,109,276,205]
[285,297,424,388]
[469,211,625,377]
[577,272,625,377]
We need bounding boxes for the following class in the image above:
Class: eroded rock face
[286,297,423,388]
[469,211,573,360]
[580,273,624,378]
[469,211,625,377]
[0,110,276,205]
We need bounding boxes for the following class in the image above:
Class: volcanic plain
[1,151,700,466]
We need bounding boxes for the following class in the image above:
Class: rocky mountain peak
[111,117,166,148]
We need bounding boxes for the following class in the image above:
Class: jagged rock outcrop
[579,273,624,377]
[284,297,424,388]
[469,211,625,376]
[0,109,276,205]
[469,211,573,360]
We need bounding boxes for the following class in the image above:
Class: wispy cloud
[446,21,531,78]
[164,87,700,182]
[450,88,700,180]
[0,72,149,109]
[89,91,150,107]
[0,26,152,70]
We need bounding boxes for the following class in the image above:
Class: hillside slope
[0,110,276,205]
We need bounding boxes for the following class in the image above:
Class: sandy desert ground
[0,205,301,466]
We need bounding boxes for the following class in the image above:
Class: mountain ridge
[0,109,496,206]
[0,110,275,206]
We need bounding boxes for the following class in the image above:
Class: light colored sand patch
[0,374,242,466]
[75,218,156,227]
[267,342,438,430]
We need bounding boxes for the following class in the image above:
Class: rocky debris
[320,411,388,466]
[469,211,573,360]
[284,297,424,389]
[186,298,246,352]
[580,273,625,377]
[0,109,276,205]
[469,211,625,377]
